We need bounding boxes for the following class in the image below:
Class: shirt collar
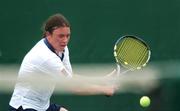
[43,38,65,61]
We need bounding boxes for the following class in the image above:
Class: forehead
[53,27,70,34]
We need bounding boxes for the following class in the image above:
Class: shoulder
[23,39,59,64]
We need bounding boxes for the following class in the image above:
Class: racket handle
[116,64,120,76]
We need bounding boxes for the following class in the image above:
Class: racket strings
[116,38,149,69]
[119,39,131,60]
[137,47,148,66]
[133,41,148,66]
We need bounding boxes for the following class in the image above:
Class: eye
[58,34,64,38]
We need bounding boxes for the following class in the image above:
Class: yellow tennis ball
[140,96,151,107]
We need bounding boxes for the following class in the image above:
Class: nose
[64,36,69,42]
[62,36,69,43]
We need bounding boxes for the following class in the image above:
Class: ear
[46,31,51,37]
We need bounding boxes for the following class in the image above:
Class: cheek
[67,38,70,42]
[55,37,62,42]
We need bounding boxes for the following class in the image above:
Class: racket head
[114,35,151,70]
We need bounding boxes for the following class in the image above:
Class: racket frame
[113,35,151,75]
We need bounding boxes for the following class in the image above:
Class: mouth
[60,44,66,47]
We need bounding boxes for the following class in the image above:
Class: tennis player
[9,13,117,111]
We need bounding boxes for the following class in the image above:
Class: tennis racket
[114,35,151,75]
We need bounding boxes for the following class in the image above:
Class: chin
[60,48,65,52]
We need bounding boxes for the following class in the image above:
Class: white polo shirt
[9,38,72,111]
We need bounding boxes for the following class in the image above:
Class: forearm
[70,84,114,95]
[59,69,116,96]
